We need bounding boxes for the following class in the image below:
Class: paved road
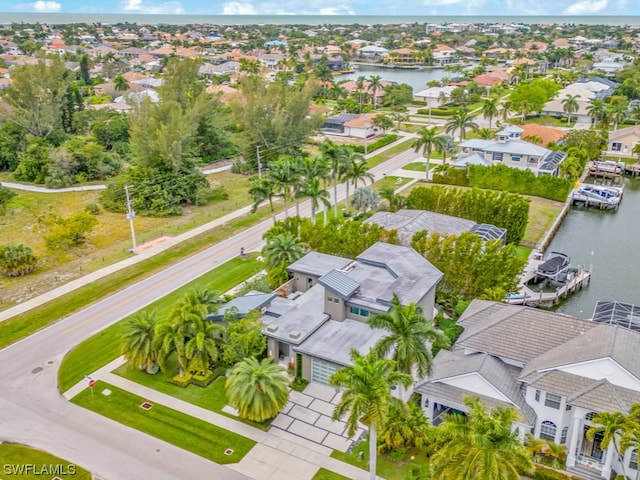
[1,181,107,193]
[0,146,418,479]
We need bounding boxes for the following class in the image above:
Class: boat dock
[570,183,623,210]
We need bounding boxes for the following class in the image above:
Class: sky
[2,0,640,17]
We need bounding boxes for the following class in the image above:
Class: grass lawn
[372,176,412,192]
[113,363,271,431]
[312,468,351,480]
[402,162,429,172]
[522,196,565,247]
[57,255,263,393]
[71,381,255,464]
[513,116,568,128]
[367,138,414,168]
[332,437,430,480]
[0,170,252,309]
[514,246,533,261]
[0,444,92,480]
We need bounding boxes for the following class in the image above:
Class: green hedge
[467,164,572,202]
[406,186,530,244]
[416,107,459,116]
[532,465,576,480]
[432,168,469,186]
[353,134,398,154]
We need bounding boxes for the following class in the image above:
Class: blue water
[334,65,452,92]
[0,13,638,26]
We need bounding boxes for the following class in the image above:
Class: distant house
[457,125,567,176]
[322,113,379,139]
[518,124,566,147]
[357,45,389,60]
[413,85,456,106]
[541,93,592,125]
[607,126,640,158]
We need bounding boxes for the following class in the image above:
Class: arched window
[540,421,557,441]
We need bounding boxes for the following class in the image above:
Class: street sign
[88,379,96,388]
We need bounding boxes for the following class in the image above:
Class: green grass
[372,176,412,192]
[0,444,92,480]
[114,363,271,431]
[522,196,565,247]
[512,115,568,128]
[402,162,429,172]
[57,255,263,393]
[514,246,532,261]
[332,437,430,480]
[312,468,352,480]
[367,138,414,168]
[71,381,255,464]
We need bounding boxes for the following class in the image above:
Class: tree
[184,317,224,371]
[120,311,159,373]
[330,350,412,480]
[633,143,640,163]
[262,232,306,270]
[222,310,267,365]
[268,156,298,218]
[367,75,383,109]
[413,126,441,181]
[225,357,289,422]
[0,184,16,215]
[352,187,380,215]
[477,127,496,140]
[113,74,129,92]
[372,114,393,134]
[446,110,479,142]
[509,79,559,120]
[608,103,627,131]
[587,410,631,479]
[41,211,98,251]
[249,176,277,224]
[342,153,372,215]
[154,321,187,377]
[297,177,331,226]
[0,243,37,277]
[431,396,534,480]
[587,99,607,128]
[561,94,581,126]
[369,293,450,377]
[379,402,434,452]
[319,140,350,217]
[480,97,499,128]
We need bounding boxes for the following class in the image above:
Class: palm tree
[239,58,261,76]
[431,396,535,480]
[319,140,350,217]
[633,143,640,163]
[480,97,499,128]
[342,154,372,215]
[477,127,496,140]
[113,74,129,92]
[225,357,289,422]
[436,134,456,164]
[262,232,306,270]
[297,177,331,226]
[355,75,366,113]
[561,94,581,126]
[446,110,479,142]
[330,350,413,480]
[154,321,187,377]
[369,293,449,378]
[194,288,221,314]
[367,75,383,109]
[587,99,606,128]
[413,126,441,181]
[121,311,159,372]
[268,156,298,218]
[184,317,224,371]
[609,103,627,131]
[587,410,630,479]
[249,176,277,224]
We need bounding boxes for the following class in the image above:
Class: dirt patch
[135,235,173,254]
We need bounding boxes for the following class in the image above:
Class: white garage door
[311,357,340,385]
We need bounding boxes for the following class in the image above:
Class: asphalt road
[0,146,419,479]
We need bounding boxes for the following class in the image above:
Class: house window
[349,306,369,317]
[535,390,540,402]
[511,155,521,162]
[333,298,339,304]
[349,306,359,315]
[560,427,568,445]
[545,393,561,410]
[359,309,369,317]
[540,421,557,441]
[493,152,503,162]
[327,296,333,302]
[630,451,638,470]
[612,142,622,151]
[565,404,572,411]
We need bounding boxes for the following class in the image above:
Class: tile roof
[567,379,640,413]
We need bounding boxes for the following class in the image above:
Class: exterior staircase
[566,465,605,480]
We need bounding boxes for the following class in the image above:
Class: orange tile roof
[519,124,566,147]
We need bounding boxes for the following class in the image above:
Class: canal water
[548,177,640,318]
[334,65,452,92]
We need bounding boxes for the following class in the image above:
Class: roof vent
[266,324,279,333]
[289,330,301,340]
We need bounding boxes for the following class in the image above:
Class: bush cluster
[353,134,398,154]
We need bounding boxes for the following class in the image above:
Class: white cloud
[20,1,62,11]
[319,5,356,14]
[121,0,185,14]
[563,0,607,14]
[221,1,257,14]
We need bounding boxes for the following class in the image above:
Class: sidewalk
[66,359,374,480]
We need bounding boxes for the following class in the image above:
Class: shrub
[290,377,309,392]
[85,203,100,215]
[353,134,398,154]
[417,107,460,116]
[531,465,576,480]
[432,167,469,186]
[0,243,37,277]
[168,373,192,388]
[189,370,215,388]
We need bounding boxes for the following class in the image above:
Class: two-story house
[456,125,567,176]
[416,300,640,480]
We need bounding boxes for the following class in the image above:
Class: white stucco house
[416,299,640,480]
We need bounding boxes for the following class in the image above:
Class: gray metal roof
[451,152,493,168]
[319,269,360,299]
[294,318,388,366]
[208,291,275,321]
[287,252,352,278]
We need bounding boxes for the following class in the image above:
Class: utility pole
[256,145,263,178]
[124,185,137,254]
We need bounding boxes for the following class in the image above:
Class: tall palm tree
[369,293,449,378]
[248,176,277,224]
[446,110,479,142]
[297,177,331,226]
[184,317,225,371]
[330,350,412,480]
[367,75,383,109]
[587,99,606,128]
[268,156,298,218]
[561,94,581,126]
[413,126,442,181]
[587,410,630,479]
[431,396,535,480]
[194,287,221,314]
[342,154,372,215]
[262,232,306,270]
[480,97,499,128]
[120,311,159,372]
[319,140,350,217]
[355,75,366,113]
[154,321,188,376]
[225,357,289,422]
[609,103,627,131]
[113,74,129,92]
[436,134,456,165]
